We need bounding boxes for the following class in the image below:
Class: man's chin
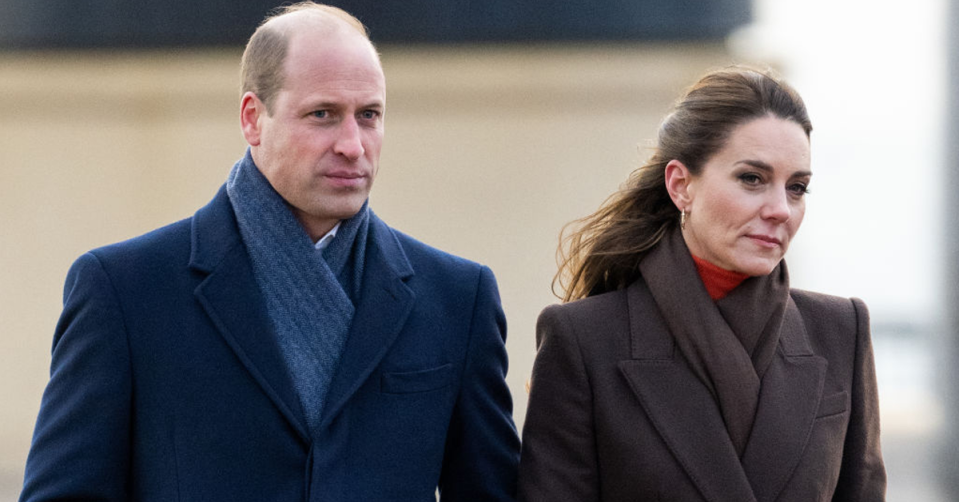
[326,198,369,221]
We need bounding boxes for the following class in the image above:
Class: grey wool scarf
[226,150,369,436]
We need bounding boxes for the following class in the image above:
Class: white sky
[733,0,949,324]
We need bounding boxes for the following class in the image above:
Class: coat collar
[318,214,414,429]
[618,279,826,502]
[189,186,310,442]
[740,297,827,502]
[189,186,415,442]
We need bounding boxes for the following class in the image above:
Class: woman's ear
[664,159,693,211]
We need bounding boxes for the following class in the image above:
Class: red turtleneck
[691,254,749,300]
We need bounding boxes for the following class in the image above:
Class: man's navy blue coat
[21,186,520,501]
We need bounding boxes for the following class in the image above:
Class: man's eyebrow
[306,99,384,108]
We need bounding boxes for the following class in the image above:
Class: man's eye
[360,110,379,120]
[312,110,328,119]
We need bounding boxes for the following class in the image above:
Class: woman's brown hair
[555,66,813,302]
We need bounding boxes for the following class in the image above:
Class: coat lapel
[319,214,414,429]
[740,297,827,502]
[618,281,757,502]
[190,187,310,443]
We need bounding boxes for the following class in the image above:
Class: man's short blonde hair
[240,2,371,114]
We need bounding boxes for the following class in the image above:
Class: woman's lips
[747,234,782,248]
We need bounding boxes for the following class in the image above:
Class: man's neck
[292,208,340,243]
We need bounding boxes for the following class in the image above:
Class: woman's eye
[739,173,762,185]
[789,183,810,196]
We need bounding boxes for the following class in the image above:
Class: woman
[518,67,886,502]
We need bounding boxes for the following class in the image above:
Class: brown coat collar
[619,279,827,502]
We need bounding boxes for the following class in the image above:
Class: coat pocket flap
[816,391,849,418]
[381,364,453,394]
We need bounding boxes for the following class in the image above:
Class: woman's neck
[691,254,749,300]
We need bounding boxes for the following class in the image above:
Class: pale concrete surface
[875,331,949,502]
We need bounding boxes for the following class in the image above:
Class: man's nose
[333,117,364,160]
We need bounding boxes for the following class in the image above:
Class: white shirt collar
[314,222,342,251]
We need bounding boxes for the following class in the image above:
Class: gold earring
[681,208,687,230]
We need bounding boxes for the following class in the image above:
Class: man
[20,3,519,500]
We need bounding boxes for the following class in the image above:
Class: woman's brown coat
[518,278,886,501]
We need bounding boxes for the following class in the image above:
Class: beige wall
[0,43,735,493]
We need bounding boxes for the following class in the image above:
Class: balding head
[240,2,378,115]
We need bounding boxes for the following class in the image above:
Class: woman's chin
[733,257,781,277]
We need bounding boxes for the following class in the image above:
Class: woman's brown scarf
[638,228,789,457]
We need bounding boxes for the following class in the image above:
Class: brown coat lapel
[618,280,756,502]
[740,298,827,501]
[619,282,827,502]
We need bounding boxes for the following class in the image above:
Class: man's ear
[664,159,694,211]
[240,92,264,146]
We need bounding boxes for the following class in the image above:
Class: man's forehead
[282,13,380,64]
[276,26,384,105]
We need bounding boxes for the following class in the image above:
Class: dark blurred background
[0,0,749,48]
